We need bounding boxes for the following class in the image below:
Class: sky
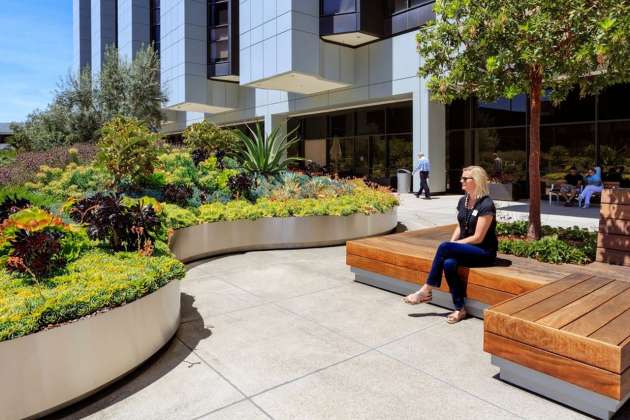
[0,0,73,123]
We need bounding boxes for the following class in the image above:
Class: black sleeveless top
[456,195,498,253]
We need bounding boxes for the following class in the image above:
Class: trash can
[397,169,412,193]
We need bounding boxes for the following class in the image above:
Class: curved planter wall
[170,208,398,262]
[0,280,181,420]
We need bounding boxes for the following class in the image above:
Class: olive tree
[417,0,630,239]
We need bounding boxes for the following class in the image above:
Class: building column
[91,0,117,76]
[413,77,446,193]
[117,0,150,61]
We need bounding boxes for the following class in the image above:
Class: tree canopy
[418,0,630,104]
[417,0,630,238]
[10,45,165,151]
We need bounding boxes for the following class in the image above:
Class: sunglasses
[460,176,474,182]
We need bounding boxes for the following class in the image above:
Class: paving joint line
[175,337,275,420]
[374,348,526,419]
[247,348,375,400]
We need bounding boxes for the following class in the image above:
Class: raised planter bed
[489,182,517,201]
[0,280,181,420]
[170,208,398,262]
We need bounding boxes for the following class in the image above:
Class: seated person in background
[560,166,583,207]
[578,166,603,208]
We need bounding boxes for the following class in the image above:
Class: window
[208,0,230,65]
[287,102,413,184]
[321,0,356,16]
[390,0,431,14]
[150,0,160,55]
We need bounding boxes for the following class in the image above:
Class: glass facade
[445,84,630,193]
[321,0,356,16]
[207,0,238,79]
[208,0,229,65]
[150,0,160,55]
[288,102,413,185]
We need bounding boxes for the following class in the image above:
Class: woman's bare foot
[402,285,432,305]
[447,307,467,324]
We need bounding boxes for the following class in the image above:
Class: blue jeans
[425,241,496,310]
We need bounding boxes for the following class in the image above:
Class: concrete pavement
[52,196,621,420]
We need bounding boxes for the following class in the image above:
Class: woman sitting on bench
[403,165,498,324]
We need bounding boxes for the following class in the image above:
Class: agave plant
[236,124,302,176]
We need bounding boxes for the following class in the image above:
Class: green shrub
[97,116,162,187]
[25,163,113,199]
[155,151,198,187]
[497,221,597,264]
[160,203,198,229]
[0,250,185,342]
[0,186,58,211]
[197,155,239,194]
[183,120,240,157]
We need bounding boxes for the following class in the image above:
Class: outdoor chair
[547,183,562,205]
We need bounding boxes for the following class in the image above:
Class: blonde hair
[463,165,490,199]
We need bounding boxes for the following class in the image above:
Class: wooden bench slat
[597,233,630,252]
[347,254,514,305]
[602,189,630,205]
[596,248,630,267]
[484,331,623,399]
[536,281,630,329]
[562,288,630,337]
[489,273,591,315]
[589,309,630,345]
[600,204,630,221]
[599,219,630,236]
[513,277,610,322]
[485,310,623,373]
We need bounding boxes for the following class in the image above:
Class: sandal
[447,307,467,324]
[402,289,432,305]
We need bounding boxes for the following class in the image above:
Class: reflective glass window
[387,103,412,133]
[540,123,596,182]
[598,84,630,121]
[598,121,630,183]
[322,0,356,16]
[388,134,413,173]
[476,127,527,182]
[475,95,526,128]
[357,108,385,135]
[541,90,595,124]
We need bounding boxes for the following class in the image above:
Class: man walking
[412,153,431,199]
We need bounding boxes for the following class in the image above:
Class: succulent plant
[0,196,31,222]
[162,184,193,206]
[227,173,253,200]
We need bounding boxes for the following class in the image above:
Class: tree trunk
[528,71,543,240]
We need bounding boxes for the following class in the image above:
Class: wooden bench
[597,188,630,267]
[346,225,570,317]
[346,224,630,418]
[485,273,630,419]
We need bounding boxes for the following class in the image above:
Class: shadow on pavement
[47,293,211,419]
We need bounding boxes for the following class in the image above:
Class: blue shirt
[586,167,603,187]
[413,157,431,174]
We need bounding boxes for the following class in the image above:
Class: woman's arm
[450,225,461,242]
[455,215,493,245]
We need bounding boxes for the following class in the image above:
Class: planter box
[170,208,398,263]
[489,183,517,201]
[0,280,181,420]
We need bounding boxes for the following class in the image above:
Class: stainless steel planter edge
[169,208,398,262]
[0,280,181,420]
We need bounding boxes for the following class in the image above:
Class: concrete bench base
[492,356,629,420]
[352,267,488,319]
